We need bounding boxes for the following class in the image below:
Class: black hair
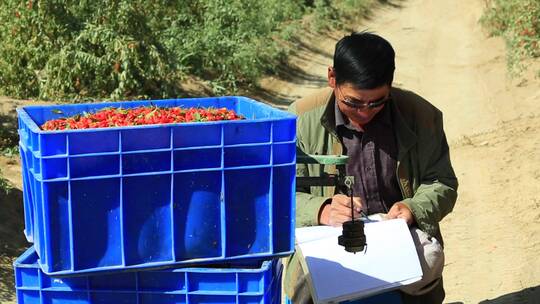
[333,31,395,89]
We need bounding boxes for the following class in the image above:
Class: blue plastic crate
[14,247,283,304]
[17,96,296,276]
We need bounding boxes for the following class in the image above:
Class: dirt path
[258,0,540,303]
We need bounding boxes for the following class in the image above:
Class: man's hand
[386,202,415,226]
[319,194,362,226]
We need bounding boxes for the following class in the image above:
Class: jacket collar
[388,87,417,160]
[320,91,339,137]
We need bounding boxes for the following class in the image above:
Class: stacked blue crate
[14,247,283,304]
[17,96,296,276]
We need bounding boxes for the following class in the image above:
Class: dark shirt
[335,101,403,214]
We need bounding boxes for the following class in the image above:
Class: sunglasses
[336,86,390,110]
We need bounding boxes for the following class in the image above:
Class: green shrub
[0,1,191,100]
[0,0,375,100]
[480,0,540,76]
[163,0,304,93]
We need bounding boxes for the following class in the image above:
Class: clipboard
[295,219,423,304]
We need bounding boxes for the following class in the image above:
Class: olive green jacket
[289,87,458,238]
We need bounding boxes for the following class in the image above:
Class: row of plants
[0,0,374,101]
[480,0,540,76]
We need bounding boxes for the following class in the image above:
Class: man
[285,32,458,303]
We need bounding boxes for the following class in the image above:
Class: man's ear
[327,66,336,88]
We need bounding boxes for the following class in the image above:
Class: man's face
[333,82,390,128]
[328,67,391,128]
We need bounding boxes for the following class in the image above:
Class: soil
[0,0,539,303]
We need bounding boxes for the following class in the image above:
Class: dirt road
[259,0,540,303]
[1,0,539,303]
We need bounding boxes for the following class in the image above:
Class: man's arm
[288,102,326,227]
[392,113,458,237]
[289,101,343,227]
[291,115,362,227]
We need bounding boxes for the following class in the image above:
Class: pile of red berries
[41,106,244,130]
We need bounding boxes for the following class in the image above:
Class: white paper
[295,219,422,304]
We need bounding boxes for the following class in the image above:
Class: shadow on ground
[378,0,405,8]
[0,114,18,149]
[274,61,328,87]
[478,286,540,304]
[250,86,298,109]
[249,60,328,109]
[0,258,17,303]
[0,187,29,303]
